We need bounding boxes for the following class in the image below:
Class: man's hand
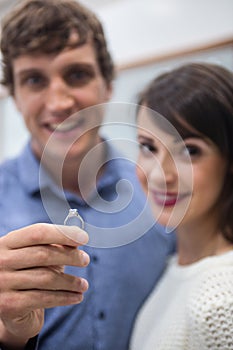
[0,223,89,349]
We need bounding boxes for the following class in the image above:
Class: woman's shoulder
[192,251,233,301]
[187,251,233,349]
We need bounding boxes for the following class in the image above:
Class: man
[0,1,174,349]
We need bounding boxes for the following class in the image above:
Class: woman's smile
[149,189,190,207]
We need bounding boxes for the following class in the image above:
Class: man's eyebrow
[15,68,43,76]
[63,62,95,68]
[62,62,96,72]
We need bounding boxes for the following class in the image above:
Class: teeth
[156,194,177,201]
[49,120,78,132]
[157,194,175,199]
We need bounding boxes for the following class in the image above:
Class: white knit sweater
[130,251,233,350]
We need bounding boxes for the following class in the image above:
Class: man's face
[13,43,112,161]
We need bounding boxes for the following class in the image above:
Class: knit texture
[130,251,233,350]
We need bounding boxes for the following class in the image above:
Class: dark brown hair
[1,0,114,94]
[138,63,233,242]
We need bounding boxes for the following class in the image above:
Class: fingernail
[81,278,89,291]
[81,251,90,266]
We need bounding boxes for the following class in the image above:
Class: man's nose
[46,78,74,113]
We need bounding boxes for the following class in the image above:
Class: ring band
[64,209,85,229]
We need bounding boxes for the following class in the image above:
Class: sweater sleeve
[188,267,233,350]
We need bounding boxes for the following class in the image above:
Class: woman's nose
[150,151,177,187]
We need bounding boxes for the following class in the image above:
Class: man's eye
[65,69,94,86]
[21,75,46,88]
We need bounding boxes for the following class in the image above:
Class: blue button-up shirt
[0,141,175,350]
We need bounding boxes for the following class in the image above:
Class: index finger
[3,223,89,249]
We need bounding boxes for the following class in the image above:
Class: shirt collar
[17,140,128,198]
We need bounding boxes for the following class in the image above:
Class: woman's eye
[139,143,156,155]
[184,145,201,157]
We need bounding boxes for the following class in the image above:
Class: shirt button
[92,255,99,263]
[98,311,106,320]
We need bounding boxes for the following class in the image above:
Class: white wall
[0,0,233,161]
[96,0,233,65]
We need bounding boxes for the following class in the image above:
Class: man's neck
[40,139,107,198]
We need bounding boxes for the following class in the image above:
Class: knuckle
[39,268,57,286]
[35,246,50,264]
[30,223,47,242]
[0,254,8,270]
[65,274,78,289]
[0,272,9,290]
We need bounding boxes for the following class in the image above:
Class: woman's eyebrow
[173,133,203,143]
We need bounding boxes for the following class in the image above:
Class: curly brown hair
[1,0,115,95]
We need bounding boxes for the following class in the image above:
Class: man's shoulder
[107,155,138,180]
[0,144,38,191]
[0,159,23,212]
[0,157,19,185]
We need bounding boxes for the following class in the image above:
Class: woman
[131,63,233,350]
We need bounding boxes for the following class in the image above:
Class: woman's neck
[176,222,233,265]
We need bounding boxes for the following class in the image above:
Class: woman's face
[137,107,227,231]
